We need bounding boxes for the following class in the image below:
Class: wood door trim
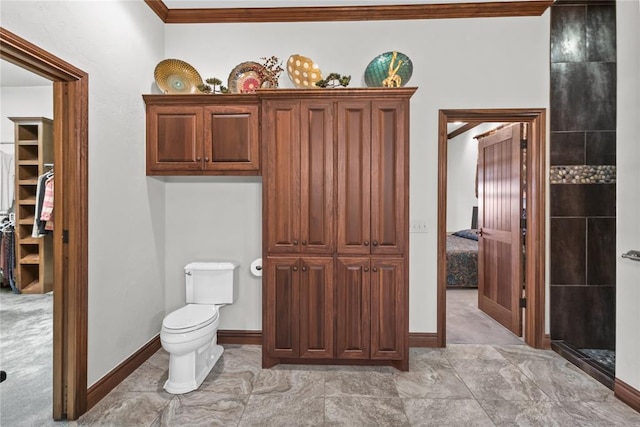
[144,1,553,23]
[0,27,89,420]
[437,108,546,348]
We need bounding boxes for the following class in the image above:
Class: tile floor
[71,344,640,426]
[2,288,639,426]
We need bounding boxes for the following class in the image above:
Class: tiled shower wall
[549,1,617,350]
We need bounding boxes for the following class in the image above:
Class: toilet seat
[162,304,219,334]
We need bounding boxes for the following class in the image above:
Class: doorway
[437,109,546,349]
[444,121,525,345]
[0,27,89,420]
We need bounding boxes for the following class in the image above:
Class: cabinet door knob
[372,267,378,272]
[301,240,307,245]
[293,266,298,271]
[372,240,379,246]
[364,267,369,272]
[293,240,298,245]
[364,241,369,246]
[196,156,202,161]
[204,157,209,162]
[302,266,307,272]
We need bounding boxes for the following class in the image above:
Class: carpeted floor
[0,287,55,426]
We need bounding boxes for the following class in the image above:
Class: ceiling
[0,60,52,88]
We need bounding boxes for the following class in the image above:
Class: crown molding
[144,1,553,23]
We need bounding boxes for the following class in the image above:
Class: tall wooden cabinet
[261,88,415,370]
[10,117,54,294]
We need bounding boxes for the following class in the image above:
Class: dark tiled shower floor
[551,340,615,390]
[581,348,616,373]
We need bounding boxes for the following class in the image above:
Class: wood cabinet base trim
[409,332,439,348]
[614,378,640,413]
[543,334,552,349]
[217,330,262,345]
[87,336,161,410]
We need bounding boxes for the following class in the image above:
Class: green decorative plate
[364,51,413,88]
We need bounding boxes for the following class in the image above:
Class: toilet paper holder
[250,258,263,276]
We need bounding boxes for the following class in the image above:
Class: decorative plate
[154,59,203,94]
[287,54,323,89]
[227,61,268,94]
[364,51,413,88]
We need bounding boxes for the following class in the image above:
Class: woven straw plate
[154,59,203,94]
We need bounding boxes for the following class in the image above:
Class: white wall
[164,177,263,330]
[616,0,640,392]
[0,86,53,154]
[0,1,166,386]
[165,15,550,333]
[0,0,554,387]
[446,122,502,232]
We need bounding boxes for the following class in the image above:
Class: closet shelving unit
[9,117,53,294]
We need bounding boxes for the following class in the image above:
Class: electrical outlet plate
[410,220,428,233]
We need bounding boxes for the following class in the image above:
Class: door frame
[0,27,89,419]
[437,109,546,348]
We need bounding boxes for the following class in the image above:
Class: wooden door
[477,124,523,336]
[370,257,405,360]
[146,105,203,172]
[300,101,334,254]
[370,100,406,255]
[335,257,371,359]
[299,257,334,358]
[264,257,300,358]
[203,104,260,172]
[264,100,301,253]
[337,101,371,254]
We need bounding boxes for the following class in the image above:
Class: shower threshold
[551,340,615,390]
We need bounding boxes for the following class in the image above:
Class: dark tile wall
[550,3,616,351]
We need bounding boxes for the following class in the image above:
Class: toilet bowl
[161,304,222,394]
[160,262,238,394]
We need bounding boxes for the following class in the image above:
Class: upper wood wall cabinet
[143,95,260,176]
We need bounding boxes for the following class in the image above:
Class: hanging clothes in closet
[0,151,15,215]
[32,167,54,238]
[0,216,18,293]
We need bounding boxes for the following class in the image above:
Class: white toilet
[160,261,239,394]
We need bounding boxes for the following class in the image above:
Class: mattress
[446,233,478,288]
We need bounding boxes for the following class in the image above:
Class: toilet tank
[185,261,239,305]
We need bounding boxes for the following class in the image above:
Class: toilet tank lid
[185,261,238,271]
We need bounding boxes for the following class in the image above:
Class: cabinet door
[370,100,407,255]
[300,101,334,254]
[264,100,301,253]
[370,257,405,360]
[335,257,370,359]
[299,257,334,358]
[264,257,300,359]
[146,105,203,173]
[203,105,260,173]
[337,101,371,254]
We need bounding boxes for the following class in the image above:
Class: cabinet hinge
[521,139,527,149]
[62,229,69,244]
[520,218,527,230]
[519,297,527,308]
